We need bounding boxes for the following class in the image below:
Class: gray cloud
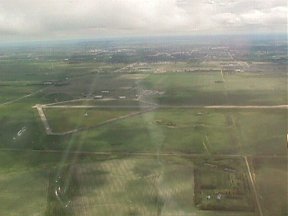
[0,0,286,41]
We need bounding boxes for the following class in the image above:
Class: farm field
[139,72,288,105]
[0,85,43,104]
[0,151,61,216]
[35,71,288,106]
[0,151,256,216]
[251,157,288,216]
[44,107,145,133]
[194,157,254,212]
[44,108,286,155]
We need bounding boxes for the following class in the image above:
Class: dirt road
[0,88,45,107]
[245,156,264,216]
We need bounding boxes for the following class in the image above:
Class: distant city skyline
[0,0,286,42]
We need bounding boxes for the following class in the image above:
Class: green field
[0,152,259,216]
[252,157,288,216]
[0,152,61,216]
[194,158,253,212]
[0,53,287,216]
[0,85,43,103]
[50,109,286,155]
[44,107,144,133]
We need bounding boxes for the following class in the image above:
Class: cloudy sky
[0,0,286,41]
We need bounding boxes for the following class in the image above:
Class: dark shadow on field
[43,93,74,102]
[0,103,72,151]
[156,89,286,106]
[44,74,137,100]
[0,113,45,149]
[251,157,288,216]
[45,157,115,216]
[46,165,78,216]
[90,124,154,152]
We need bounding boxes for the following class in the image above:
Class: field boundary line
[244,156,264,216]
[0,88,46,107]
[43,98,125,106]
[61,107,157,135]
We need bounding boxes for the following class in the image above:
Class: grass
[44,155,256,216]
[0,170,48,216]
[0,151,258,216]
[252,157,288,216]
[233,110,287,155]
[44,108,141,133]
[0,85,43,103]
[42,73,138,100]
[139,72,287,105]
[62,109,286,155]
[0,60,126,82]
[0,151,63,216]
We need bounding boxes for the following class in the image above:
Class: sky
[0,0,287,41]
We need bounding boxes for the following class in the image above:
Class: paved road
[42,104,288,109]
[35,104,53,135]
[161,105,288,109]
[42,105,156,109]
[44,98,92,106]
[1,148,286,159]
